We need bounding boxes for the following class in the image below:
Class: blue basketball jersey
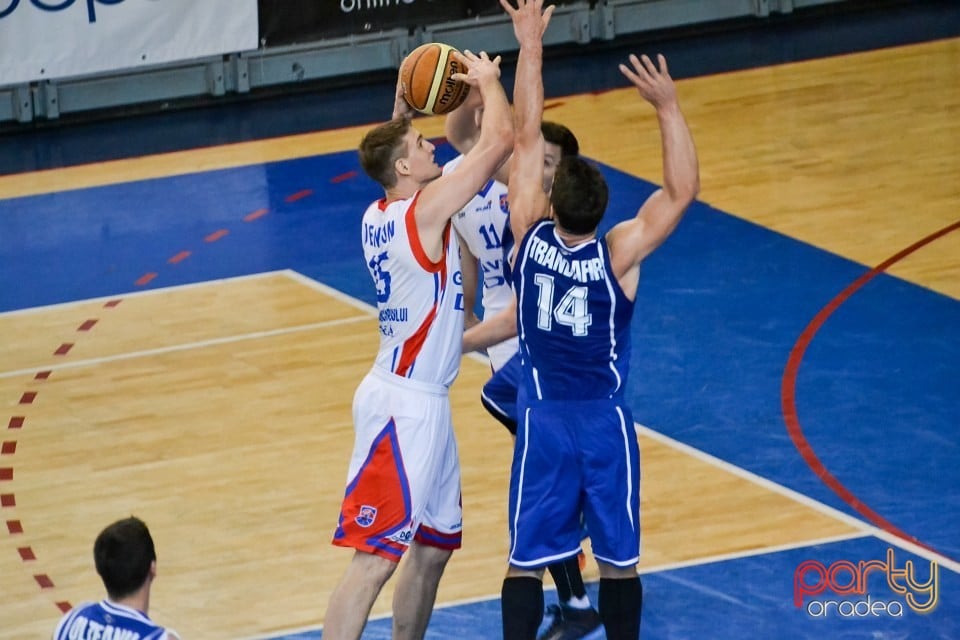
[514,219,634,400]
[53,600,177,639]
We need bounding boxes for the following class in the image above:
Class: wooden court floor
[1,37,957,638]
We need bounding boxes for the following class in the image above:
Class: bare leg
[322,550,398,640]
[391,541,453,640]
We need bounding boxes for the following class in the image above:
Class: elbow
[680,170,700,204]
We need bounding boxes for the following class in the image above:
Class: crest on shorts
[355,505,377,528]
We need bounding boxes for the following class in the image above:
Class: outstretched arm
[463,298,518,353]
[417,50,514,242]
[606,54,699,297]
[501,0,555,261]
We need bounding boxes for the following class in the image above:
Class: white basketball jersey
[445,155,519,370]
[361,192,464,387]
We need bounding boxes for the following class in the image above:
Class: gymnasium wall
[0,0,853,125]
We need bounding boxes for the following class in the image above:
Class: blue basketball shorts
[507,397,640,569]
[480,352,521,434]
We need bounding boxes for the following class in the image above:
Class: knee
[354,550,400,584]
[597,561,638,580]
[409,543,453,573]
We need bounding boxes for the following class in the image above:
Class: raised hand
[500,0,555,47]
[619,54,678,110]
[451,49,502,86]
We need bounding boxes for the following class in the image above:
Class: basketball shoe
[537,603,603,640]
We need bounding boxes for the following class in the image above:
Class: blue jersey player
[479,2,701,639]
[53,517,180,640]
[445,54,602,640]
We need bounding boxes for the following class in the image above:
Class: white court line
[0,315,371,380]
[236,532,877,640]
[0,269,491,380]
[11,269,954,640]
[0,270,377,379]
[636,423,960,575]
[286,268,492,368]
[0,270,288,318]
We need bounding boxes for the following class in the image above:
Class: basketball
[400,43,471,116]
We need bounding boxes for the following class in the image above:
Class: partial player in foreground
[52,517,181,640]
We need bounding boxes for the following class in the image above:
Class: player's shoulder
[442,153,466,175]
[52,601,98,637]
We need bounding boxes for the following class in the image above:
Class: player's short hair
[551,156,609,235]
[94,517,157,600]
[541,121,579,158]
[359,117,412,189]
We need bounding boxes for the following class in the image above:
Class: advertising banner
[259,0,494,45]
[0,0,259,86]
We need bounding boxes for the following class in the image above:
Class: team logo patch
[355,505,377,528]
[499,193,510,214]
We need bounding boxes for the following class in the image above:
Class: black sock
[547,556,587,604]
[599,576,642,640]
[501,577,544,640]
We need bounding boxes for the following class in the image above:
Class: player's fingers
[640,54,658,76]
[657,53,670,77]
[618,63,640,86]
[627,54,650,81]
[498,0,517,15]
[542,4,556,28]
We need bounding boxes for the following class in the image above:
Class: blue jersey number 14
[533,274,592,336]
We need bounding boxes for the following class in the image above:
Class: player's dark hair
[551,156,609,235]
[94,517,156,601]
[541,121,579,158]
[359,117,413,189]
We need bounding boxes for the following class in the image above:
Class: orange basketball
[400,42,471,116]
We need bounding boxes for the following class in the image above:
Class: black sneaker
[537,603,603,640]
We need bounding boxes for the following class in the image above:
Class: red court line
[57,601,71,613]
[34,371,51,379]
[77,319,97,332]
[19,393,36,405]
[1,441,15,455]
[244,208,269,222]
[7,520,23,534]
[1,494,14,507]
[19,547,35,561]
[0,468,11,481]
[205,229,229,243]
[285,189,313,203]
[330,171,358,184]
[35,574,54,589]
[135,273,157,286]
[8,416,25,429]
[782,219,960,557]
[104,299,122,308]
[168,250,192,264]
[53,343,73,356]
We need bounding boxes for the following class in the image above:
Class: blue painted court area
[1,150,957,638]
[275,536,958,639]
